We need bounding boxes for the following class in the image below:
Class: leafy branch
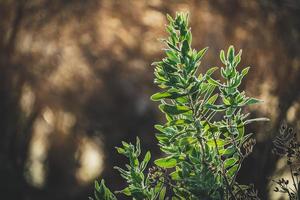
[90,12,267,200]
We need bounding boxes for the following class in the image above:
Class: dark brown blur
[0,0,299,199]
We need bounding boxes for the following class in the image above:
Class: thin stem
[187,93,206,163]
[290,165,298,195]
[202,115,237,200]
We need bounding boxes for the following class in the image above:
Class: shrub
[89,12,268,200]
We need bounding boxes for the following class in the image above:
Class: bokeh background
[0,0,299,199]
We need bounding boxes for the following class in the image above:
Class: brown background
[0,0,300,199]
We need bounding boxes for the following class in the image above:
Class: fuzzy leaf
[220,50,226,64]
[155,157,177,168]
[224,157,238,169]
[159,104,190,115]
[243,97,262,106]
[151,91,184,101]
[227,45,235,63]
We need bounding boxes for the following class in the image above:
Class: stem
[187,93,206,163]
[202,115,237,200]
[290,165,298,195]
[188,90,237,199]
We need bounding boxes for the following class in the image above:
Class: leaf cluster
[90,12,268,200]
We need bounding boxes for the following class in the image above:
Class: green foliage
[89,180,117,200]
[113,138,156,199]
[90,12,268,200]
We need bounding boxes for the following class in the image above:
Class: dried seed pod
[243,138,256,156]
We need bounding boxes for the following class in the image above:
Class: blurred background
[0,0,299,199]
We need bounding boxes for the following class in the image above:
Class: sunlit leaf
[155,157,177,168]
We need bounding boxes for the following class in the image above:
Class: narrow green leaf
[206,66,218,76]
[241,67,250,77]
[186,30,192,45]
[151,91,184,101]
[226,164,239,179]
[154,157,177,168]
[243,98,262,105]
[166,14,174,23]
[221,146,236,156]
[205,93,218,104]
[181,40,190,55]
[233,50,242,66]
[159,187,167,200]
[143,151,151,164]
[195,47,208,62]
[227,45,235,63]
[119,187,131,196]
[166,50,179,62]
[224,157,238,169]
[220,50,226,64]
[141,151,151,171]
[206,76,222,87]
[115,147,125,155]
[207,138,228,148]
[170,170,180,180]
[167,41,180,52]
[93,180,117,200]
[166,119,192,126]
[159,104,190,115]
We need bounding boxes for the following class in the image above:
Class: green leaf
[159,187,167,200]
[233,50,242,66]
[227,45,235,64]
[195,47,208,62]
[206,76,222,87]
[159,104,190,115]
[241,66,250,77]
[155,156,177,168]
[221,67,228,78]
[166,14,174,23]
[154,125,176,135]
[226,164,239,179]
[186,30,192,45]
[151,91,184,101]
[136,137,141,157]
[117,187,131,196]
[115,147,126,155]
[166,119,192,126]
[222,97,231,105]
[205,93,218,104]
[207,138,228,148]
[221,145,236,156]
[93,180,117,200]
[166,50,179,62]
[170,170,180,180]
[182,40,190,55]
[143,151,151,164]
[243,97,262,105]
[220,50,226,64]
[224,157,238,169]
[167,41,180,52]
[206,66,218,76]
[161,61,178,73]
[121,141,130,148]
